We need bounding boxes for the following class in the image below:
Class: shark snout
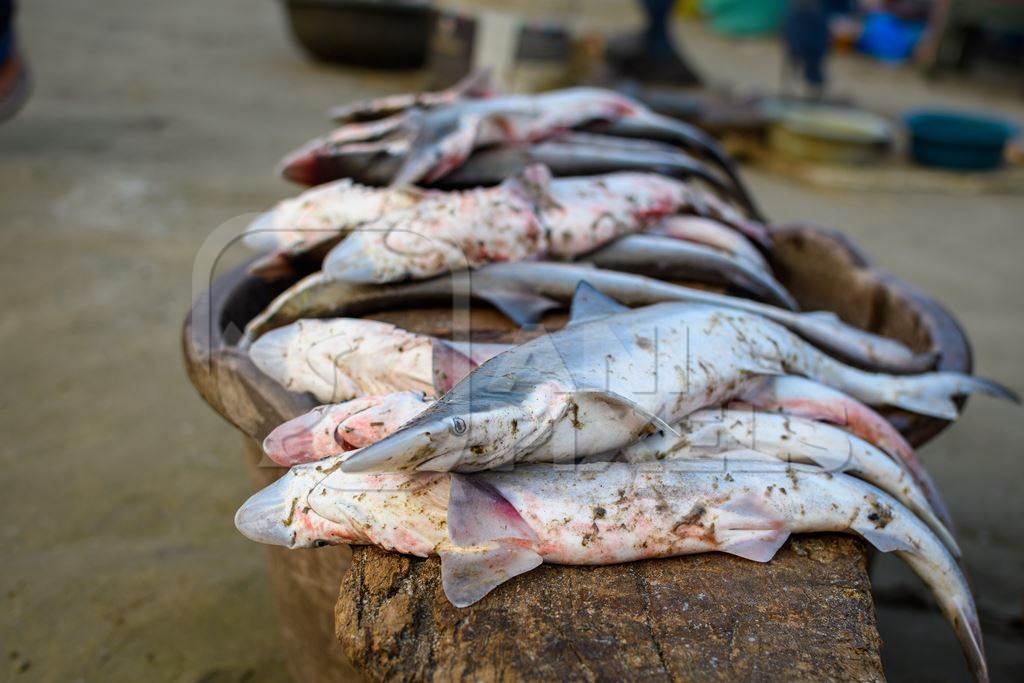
[234,476,295,547]
[262,409,323,466]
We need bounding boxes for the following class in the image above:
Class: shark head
[340,375,569,473]
[234,462,364,549]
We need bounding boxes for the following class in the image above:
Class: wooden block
[336,537,884,682]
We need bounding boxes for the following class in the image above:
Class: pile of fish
[232,75,1015,681]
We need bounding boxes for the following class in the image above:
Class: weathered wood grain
[337,537,883,682]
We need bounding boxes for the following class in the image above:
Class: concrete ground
[1,1,1021,681]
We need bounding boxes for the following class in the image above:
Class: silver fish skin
[585,234,798,309]
[618,408,958,555]
[649,215,769,272]
[240,262,933,374]
[235,463,985,680]
[341,297,1015,474]
[439,132,754,218]
[322,166,709,284]
[731,374,948,516]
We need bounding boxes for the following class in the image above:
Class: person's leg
[606,0,702,85]
[641,0,677,56]
[0,0,30,123]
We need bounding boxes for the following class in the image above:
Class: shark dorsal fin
[568,281,628,326]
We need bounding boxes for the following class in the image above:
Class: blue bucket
[904,109,1018,171]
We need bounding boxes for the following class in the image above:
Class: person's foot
[0,39,30,122]
[606,32,702,86]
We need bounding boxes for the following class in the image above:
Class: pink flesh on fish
[262,391,431,466]
[322,165,740,284]
[243,179,427,256]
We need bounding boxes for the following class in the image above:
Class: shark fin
[712,493,790,562]
[575,388,677,437]
[448,474,538,547]
[393,112,482,185]
[504,163,561,212]
[567,281,629,326]
[474,287,560,327]
[853,525,917,554]
[441,474,543,607]
[440,543,543,607]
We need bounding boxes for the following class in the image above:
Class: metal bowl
[769,103,893,165]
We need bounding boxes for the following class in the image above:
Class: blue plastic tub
[904,109,1018,171]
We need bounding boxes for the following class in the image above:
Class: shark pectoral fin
[504,163,563,212]
[474,287,561,327]
[448,474,538,547]
[712,493,790,562]
[393,112,481,185]
[575,388,678,437]
[717,529,791,563]
[567,281,629,326]
[440,543,544,607]
[852,524,916,554]
[442,474,543,607]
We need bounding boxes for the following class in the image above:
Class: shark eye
[449,416,467,436]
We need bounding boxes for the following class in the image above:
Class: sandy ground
[1,1,1022,681]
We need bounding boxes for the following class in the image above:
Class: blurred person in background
[0,0,29,122]
[606,0,703,85]
[782,0,833,97]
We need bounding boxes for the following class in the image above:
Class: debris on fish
[322,165,718,284]
[234,462,986,680]
[619,408,959,555]
[262,391,431,466]
[243,180,428,278]
[248,318,504,403]
[240,262,934,375]
[281,86,764,220]
[649,215,769,272]
[731,374,954,527]
[235,460,448,551]
[585,234,798,309]
[341,285,1015,474]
